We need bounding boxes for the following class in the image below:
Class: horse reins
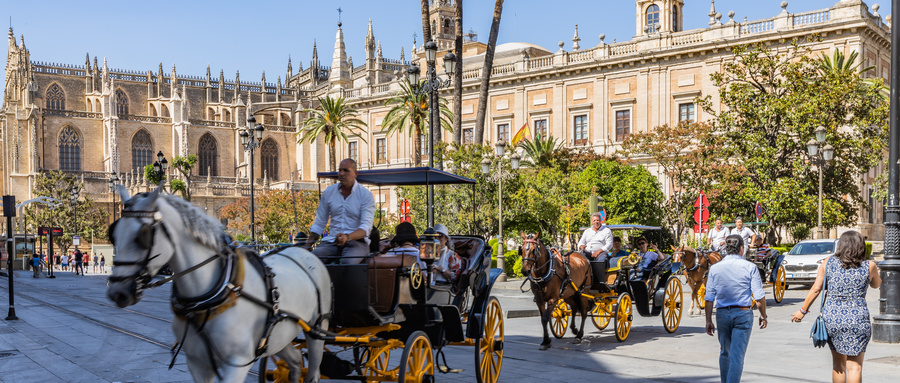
[519,239,560,292]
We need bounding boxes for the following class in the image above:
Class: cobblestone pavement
[1,270,898,382]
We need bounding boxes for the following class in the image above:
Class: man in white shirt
[306,158,376,264]
[731,217,757,259]
[577,212,613,261]
[707,218,730,252]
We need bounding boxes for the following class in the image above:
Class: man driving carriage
[306,158,376,264]
[577,212,613,262]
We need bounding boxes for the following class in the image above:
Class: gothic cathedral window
[261,138,278,181]
[131,130,153,173]
[58,126,81,172]
[116,89,129,115]
[646,4,660,33]
[198,133,218,177]
[46,84,65,110]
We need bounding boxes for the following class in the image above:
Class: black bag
[810,262,829,348]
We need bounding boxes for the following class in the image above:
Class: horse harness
[519,239,587,297]
[109,208,328,377]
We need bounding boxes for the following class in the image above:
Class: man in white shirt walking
[707,218,730,252]
[577,212,613,261]
[306,158,376,264]
[705,234,768,383]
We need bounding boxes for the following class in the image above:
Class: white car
[782,239,839,286]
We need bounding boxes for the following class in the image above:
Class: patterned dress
[822,256,871,356]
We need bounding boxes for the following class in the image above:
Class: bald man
[307,158,376,264]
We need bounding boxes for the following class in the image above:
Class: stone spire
[85,53,91,72]
[311,40,319,71]
[329,22,350,88]
[218,69,225,101]
[287,56,293,79]
[170,64,177,95]
[377,41,383,60]
[234,70,240,100]
[709,0,718,26]
[400,47,405,64]
[366,19,376,58]
[572,24,581,51]
[205,65,211,86]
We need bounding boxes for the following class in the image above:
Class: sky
[2,1,888,88]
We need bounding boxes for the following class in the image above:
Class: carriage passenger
[577,212,613,262]
[606,236,630,269]
[306,158,376,265]
[754,236,784,283]
[433,224,466,285]
[385,222,420,257]
[631,237,665,281]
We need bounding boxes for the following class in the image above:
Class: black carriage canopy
[317,166,477,186]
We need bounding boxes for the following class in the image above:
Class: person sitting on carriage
[631,237,666,281]
[306,158,376,265]
[385,222,421,260]
[753,236,785,283]
[433,224,466,286]
[606,236,630,268]
[577,212,613,262]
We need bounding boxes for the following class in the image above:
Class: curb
[506,309,540,318]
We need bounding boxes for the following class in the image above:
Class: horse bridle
[521,238,554,284]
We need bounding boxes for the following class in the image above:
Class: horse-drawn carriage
[522,225,683,347]
[106,167,503,383]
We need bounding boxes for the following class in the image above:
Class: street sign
[37,227,63,236]
[73,235,80,246]
[693,191,710,208]
[694,224,709,234]
[755,202,764,221]
[400,199,410,215]
[693,207,709,225]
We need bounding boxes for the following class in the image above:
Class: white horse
[106,185,331,383]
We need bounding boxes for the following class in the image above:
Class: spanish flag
[510,123,530,145]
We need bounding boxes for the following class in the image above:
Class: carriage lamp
[419,227,439,262]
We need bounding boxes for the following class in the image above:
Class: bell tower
[635,0,684,36]
[428,0,456,51]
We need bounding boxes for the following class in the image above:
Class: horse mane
[160,194,224,249]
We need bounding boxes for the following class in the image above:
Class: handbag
[810,261,829,348]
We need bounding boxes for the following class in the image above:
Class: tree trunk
[414,124,422,165]
[474,0,504,144]
[329,138,337,173]
[420,0,432,44]
[453,0,463,145]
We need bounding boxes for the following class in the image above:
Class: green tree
[701,42,888,242]
[219,189,320,244]
[170,154,198,200]
[296,95,368,171]
[23,170,109,253]
[517,135,562,169]
[381,79,453,165]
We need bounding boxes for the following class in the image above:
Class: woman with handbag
[791,230,881,383]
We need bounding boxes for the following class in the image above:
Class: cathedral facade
[1,0,890,238]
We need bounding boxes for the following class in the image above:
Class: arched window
[46,84,65,110]
[646,4,660,33]
[673,5,679,31]
[115,89,129,115]
[443,19,452,35]
[131,130,153,173]
[208,107,216,120]
[161,103,170,118]
[261,139,278,181]
[149,104,157,117]
[224,109,232,122]
[198,133,218,177]
[58,126,82,171]
[280,112,291,126]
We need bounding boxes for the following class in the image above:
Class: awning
[317,167,476,186]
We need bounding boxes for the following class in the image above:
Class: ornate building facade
[1,0,890,238]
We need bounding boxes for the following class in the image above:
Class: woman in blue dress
[791,231,881,383]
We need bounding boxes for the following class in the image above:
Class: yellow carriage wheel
[662,277,683,333]
[614,293,633,342]
[257,342,306,383]
[550,300,571,339]
[475,297,504,383]
[362,345,398,382]
[773,266,786,303]
[697,283,706,309]
[590,300,612,330]
[398,331,434,383]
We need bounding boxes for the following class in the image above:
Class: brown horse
[673,245,722,315]
[520,233,592,350]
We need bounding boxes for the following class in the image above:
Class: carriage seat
[367,252,418,314]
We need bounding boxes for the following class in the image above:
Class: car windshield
[789,242,835,255]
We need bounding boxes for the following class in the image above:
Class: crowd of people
[26,250,107,277]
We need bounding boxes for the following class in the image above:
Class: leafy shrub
[790,225,811,242]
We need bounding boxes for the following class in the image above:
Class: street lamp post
[407,41,457,228]
[153,151,169,187]
[108,174,120,222]
[806,126,834,239]
[69,185,80,251]
[241,116,265,243]
[481,141,521,282]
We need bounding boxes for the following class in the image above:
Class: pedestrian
[31,253,41,278]
[791,230,881,383]
[83,252,90,274]
[707,218,730,252]
[54,253,60,270]
[61,253,69,271]
[93,253,99,273]
[730,217,756,259]
[73,248,84,275]
[99,253,106,273]
[705,234,768,383]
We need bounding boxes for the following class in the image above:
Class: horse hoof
[573,338,582,344]
[539,344,550,351]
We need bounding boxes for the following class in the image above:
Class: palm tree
[817,49,887,100]
[382,79,453,165]
[518,135,561,168]
[474,0,504,143]
[296,95,368,171]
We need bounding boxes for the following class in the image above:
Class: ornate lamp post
[69,185,80,251]
[153,151,168,183]
[241,116,265,243]
[407,41,457,228]
[806,126,834,239]
[107,174,120,222]
[481,141,521,282]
